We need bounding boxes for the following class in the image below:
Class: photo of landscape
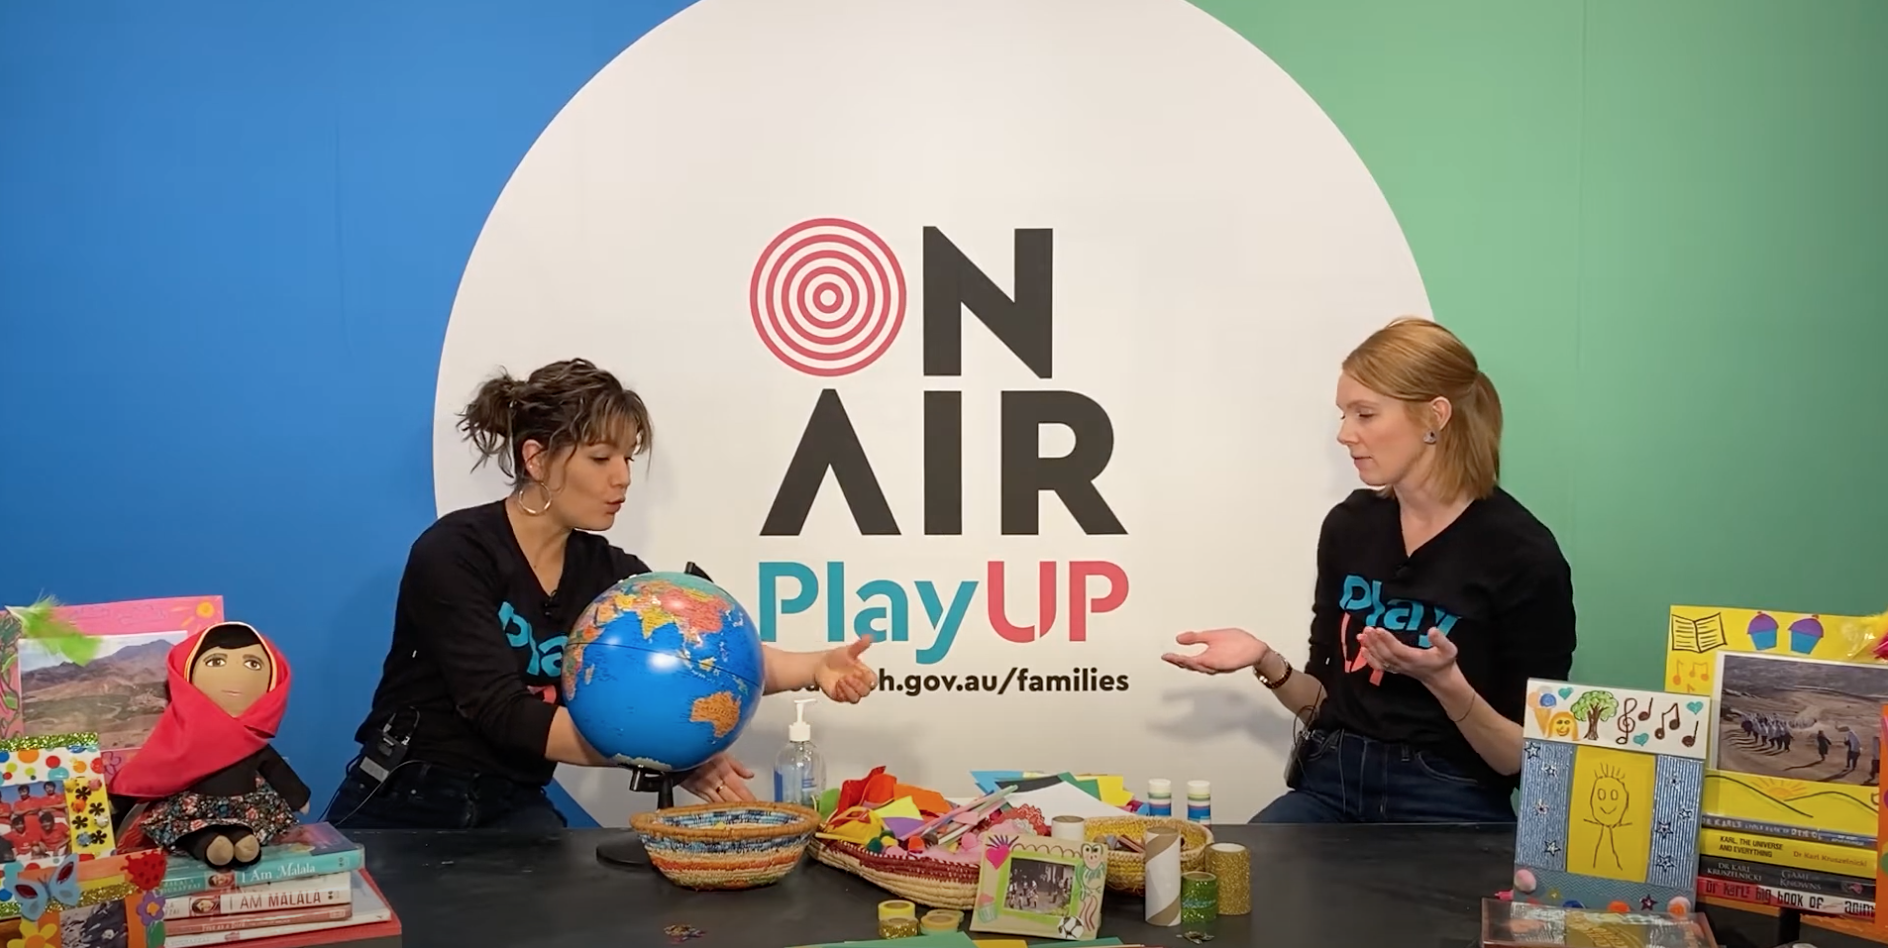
[19,630,182,750]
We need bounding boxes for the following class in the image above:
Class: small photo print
[0,780,70,862]
[1002,857,1073,915]
[1716,652,1888,786]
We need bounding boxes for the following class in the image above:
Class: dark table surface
[352,825,1842,948]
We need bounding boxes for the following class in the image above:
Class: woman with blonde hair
[1165,317,1575,823]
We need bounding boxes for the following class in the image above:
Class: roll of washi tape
[1143,826,1183,926]
[1186,780,1212,823]
[1181,871,1219,924]
[1147,778,1173,817]
[1208,841,1251,915]
[920,909,963,934]
[1051,815,1086,842]
[878,899,919,939]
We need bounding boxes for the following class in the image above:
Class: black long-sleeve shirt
[197,746,312,811]
[352,500,650,786]
[1303,487,1577,793]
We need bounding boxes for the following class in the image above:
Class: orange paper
[895,783,952,816]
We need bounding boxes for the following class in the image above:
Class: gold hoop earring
[514,482,553,516]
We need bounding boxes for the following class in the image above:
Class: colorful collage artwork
[1665,605,1888,838]
[1515,679,1711,913]
[0,596,222,771]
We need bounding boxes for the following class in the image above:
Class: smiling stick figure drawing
[1583,765,1632,870]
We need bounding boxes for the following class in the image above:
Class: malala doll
[108,621,309,870]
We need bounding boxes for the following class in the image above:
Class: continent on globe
[631,581,728,646]
[561,571,767,772]
[690,691,744,739]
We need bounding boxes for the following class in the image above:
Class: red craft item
[837,765,901,814]
[107,623,292,799]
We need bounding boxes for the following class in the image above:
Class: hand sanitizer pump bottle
[773,698,825,808]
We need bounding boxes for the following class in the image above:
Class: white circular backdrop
[437,0,1430,824]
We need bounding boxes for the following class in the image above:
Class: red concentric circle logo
[750,218,906,376]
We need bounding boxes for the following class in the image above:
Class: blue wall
[0,0,699,824]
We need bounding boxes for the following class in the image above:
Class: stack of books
[1694,816,1877,940]
[121,821,402,947]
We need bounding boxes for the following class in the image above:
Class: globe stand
[595,766,683,869]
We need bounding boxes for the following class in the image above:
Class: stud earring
[1423,431,1437,444]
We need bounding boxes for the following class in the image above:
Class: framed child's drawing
[1514,680,1711,914]
[969,835,1105,941]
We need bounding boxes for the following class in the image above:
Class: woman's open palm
[1163,627,1271,675]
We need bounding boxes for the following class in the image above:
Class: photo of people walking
[1715,653,1888,786]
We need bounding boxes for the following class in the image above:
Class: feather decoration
[6,598,101,666]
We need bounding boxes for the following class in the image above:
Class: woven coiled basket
[630,801,821,890]
[1080,815,1214,893]
[810,838,982,910]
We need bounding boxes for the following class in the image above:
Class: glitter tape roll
[878,899,919,939]
[1143,826,1183,926]
[920,909,963,934]
[1209,842,1251,915]
[1051,815,1086,842]
[1181,871,1219,924]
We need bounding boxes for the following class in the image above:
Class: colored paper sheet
[1085,776,1131,806]
[895,783,953,815]
[788,934,980,948]
[1018,771,1106,800]
[874,797,922,820]
[971,770,1025,793]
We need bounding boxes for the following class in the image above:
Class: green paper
[1057,772,1104,800]
[817,786,840,818]
[787,934,978,948]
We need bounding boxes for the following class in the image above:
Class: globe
[561,571,766,773]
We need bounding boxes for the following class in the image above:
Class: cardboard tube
[1143,827,1182,926]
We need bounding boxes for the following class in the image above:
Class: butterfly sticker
[48,854,80,906]
[11,880,48,922]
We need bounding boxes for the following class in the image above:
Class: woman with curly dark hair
[324,358,877,830]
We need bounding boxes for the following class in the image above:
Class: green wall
[1195,0,1888,689]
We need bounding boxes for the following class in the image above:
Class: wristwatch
[1254,656,1293,689]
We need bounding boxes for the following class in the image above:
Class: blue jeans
[322,757,568,831]
[1252,728,1517,824]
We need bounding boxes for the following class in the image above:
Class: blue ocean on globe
[561,571,765,772]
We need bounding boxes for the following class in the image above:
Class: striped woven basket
[809,838,981,910]
[1080,815,1214,894]
[630,801,821,890]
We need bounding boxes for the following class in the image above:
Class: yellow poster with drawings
[1665,604,1888,837]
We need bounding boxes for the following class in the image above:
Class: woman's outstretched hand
[1163,628,1271,675]
[814,636,877,703]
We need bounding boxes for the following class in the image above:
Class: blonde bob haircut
[1342,317,1503,503]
